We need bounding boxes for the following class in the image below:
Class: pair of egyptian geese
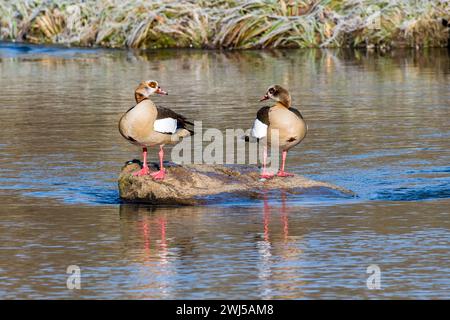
[119,80,307,180]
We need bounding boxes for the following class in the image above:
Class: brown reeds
[0,0,448,49]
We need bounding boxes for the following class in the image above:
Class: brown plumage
[250,84,307,178]
[119,80,193,179]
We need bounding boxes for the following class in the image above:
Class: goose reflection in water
[257,190,306,299]
[119,205,175,299]
[119,195,309,299]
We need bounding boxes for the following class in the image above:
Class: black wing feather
[288,107,304,120]
[156,106,194,134]
[243,106,270,142]
[256,106,271,125]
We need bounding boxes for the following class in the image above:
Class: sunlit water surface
[0,43,449,299]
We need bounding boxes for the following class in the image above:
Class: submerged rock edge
[118,161,354,205]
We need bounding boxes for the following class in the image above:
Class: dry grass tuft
[0,0,448,49]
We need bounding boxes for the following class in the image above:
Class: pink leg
[277,150,294,177]
[260,146,274,179]
[151,145,166,180]
[133,147,151,176]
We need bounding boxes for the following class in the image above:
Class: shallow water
[0,42,449,299]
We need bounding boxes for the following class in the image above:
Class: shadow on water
[23,185,122,205]
[374,182,450,201]
[0,41,104,59]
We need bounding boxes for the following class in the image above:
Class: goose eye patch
[148,82,157,88]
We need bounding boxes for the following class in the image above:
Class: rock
[118,160,355,205]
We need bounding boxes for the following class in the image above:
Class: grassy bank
[0,0,448,50]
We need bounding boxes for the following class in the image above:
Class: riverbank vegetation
[1,0,448,50]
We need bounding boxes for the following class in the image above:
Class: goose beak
[259,94,269,101]
[156,87,168,95]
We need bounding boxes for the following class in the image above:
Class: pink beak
[156,87,168,95]
[259,94,269,102]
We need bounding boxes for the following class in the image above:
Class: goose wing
[250,106,270,139]
[288,107,304,120]
[154,106,193,135]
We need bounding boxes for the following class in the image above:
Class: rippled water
[0,42,449,299]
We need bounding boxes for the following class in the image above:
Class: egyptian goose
[249,84,307,179]
[119,80,193,180]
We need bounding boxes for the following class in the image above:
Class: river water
[0,42,449,299]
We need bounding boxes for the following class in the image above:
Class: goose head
[134,80,168,103]
[260,84,291,108]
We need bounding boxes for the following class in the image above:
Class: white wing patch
[251,119,268,139]
[154,118,177,134]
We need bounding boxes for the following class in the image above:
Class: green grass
[0,0,448,49]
